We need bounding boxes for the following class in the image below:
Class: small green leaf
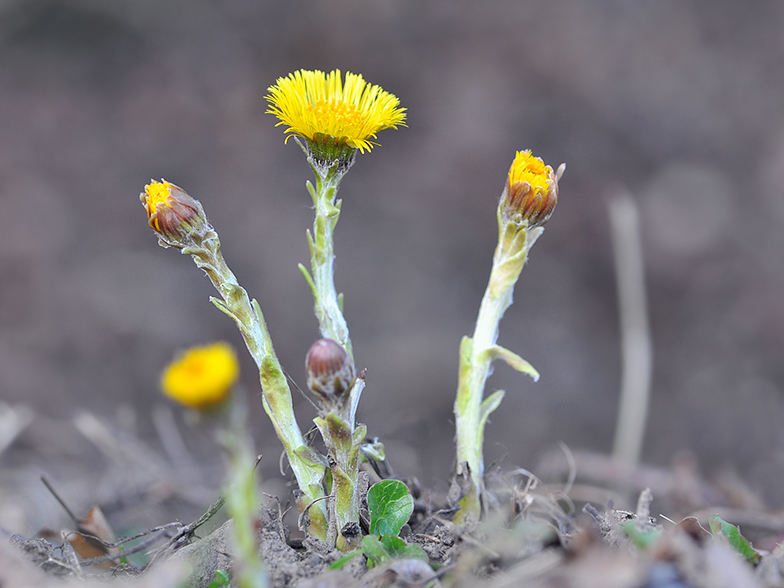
[305,180,319,206]
[329,550,362,570]
[708,515,761,564]
[293,444,328,467]
[298,263,317,296]
[360,439,386,462]
[487,345,540,381]
[368,480,414,537]
[206,569,230,588]
[622,521,661,550]
[479,390,505,425]
[380,535,429,562]
[353,423,368,447]
[210,297,238,321]
[360,535,389,567]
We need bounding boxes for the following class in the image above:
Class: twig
[557,441,577,497]
[40,476,79,523]
[146,454,262,567]
[608,193,653,466]
[79,529,173,567]
[76,522,184,550]
[152,404,200,480]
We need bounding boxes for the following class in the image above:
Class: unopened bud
[141,180,211,249]
[500,151,562,229]
[306,339,355,408]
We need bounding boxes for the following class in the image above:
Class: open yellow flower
[161,342,240,409]
[501,150,561,228]
[265,69,406,153]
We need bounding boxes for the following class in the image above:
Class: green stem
[217,395,266,588]
[183,232,328,540]
[314,381,366,551]
[454,210,543,521]
[302,168,353,359]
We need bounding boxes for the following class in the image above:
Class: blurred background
[2,0,784,538]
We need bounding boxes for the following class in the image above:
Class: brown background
[2,0,784,535]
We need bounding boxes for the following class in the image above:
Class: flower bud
[306,338,355,408]
[500,151,562,229]
[141,180,211,249]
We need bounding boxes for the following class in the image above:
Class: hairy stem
[184,233,328,540]
[301,168,353,359]
[454,210,542,522]
[217,395,266,588]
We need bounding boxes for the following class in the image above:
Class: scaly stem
[183,232,329,540]
[313,377,366,551]
[296,141,365,547]
[454,209,543,522]
[300,166,353,359]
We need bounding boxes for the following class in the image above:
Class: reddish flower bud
[140,180,211,249]
[306,338,355,408]
[500,151,562,229]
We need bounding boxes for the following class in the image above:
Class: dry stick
[79,529,176,567]
[608,194,653,466]
[83,455,263,568]
[40,475,79,523]
[77,494,229,567]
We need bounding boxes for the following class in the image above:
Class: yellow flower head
[501,151,563,228]
[265,69,406,153]
[141,180,210,249]
[143,180,175,232]
[161,342,240,410]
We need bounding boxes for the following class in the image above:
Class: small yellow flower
[501,151,562,228]
[161,342,240,409]
[265,69,406,153]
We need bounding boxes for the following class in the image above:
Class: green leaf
[305,180,319,206]
[298,263,317,297]
[210,297,238,321]
[477,389,505,455]
[206,569,230,588]
[329,550,362,570]
[479,390,505,426]
[708,515,761,564]
[360,439,386,462]
[487,345,540,381]
[621,521,661,550]
[380,535,429,562]
[367,480,414,537]
[360,535,389,567]
[353,423,368,447]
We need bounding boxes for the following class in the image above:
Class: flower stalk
[264,69,405,547]
[306,338,366,550]
[298,142,355,358]
[160,343,266,587]
[454,152,563,522]
[217,393,267,588]
[266,69,405,359]
[142,181,328,540]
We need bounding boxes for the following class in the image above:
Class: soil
[7,456,784,588]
